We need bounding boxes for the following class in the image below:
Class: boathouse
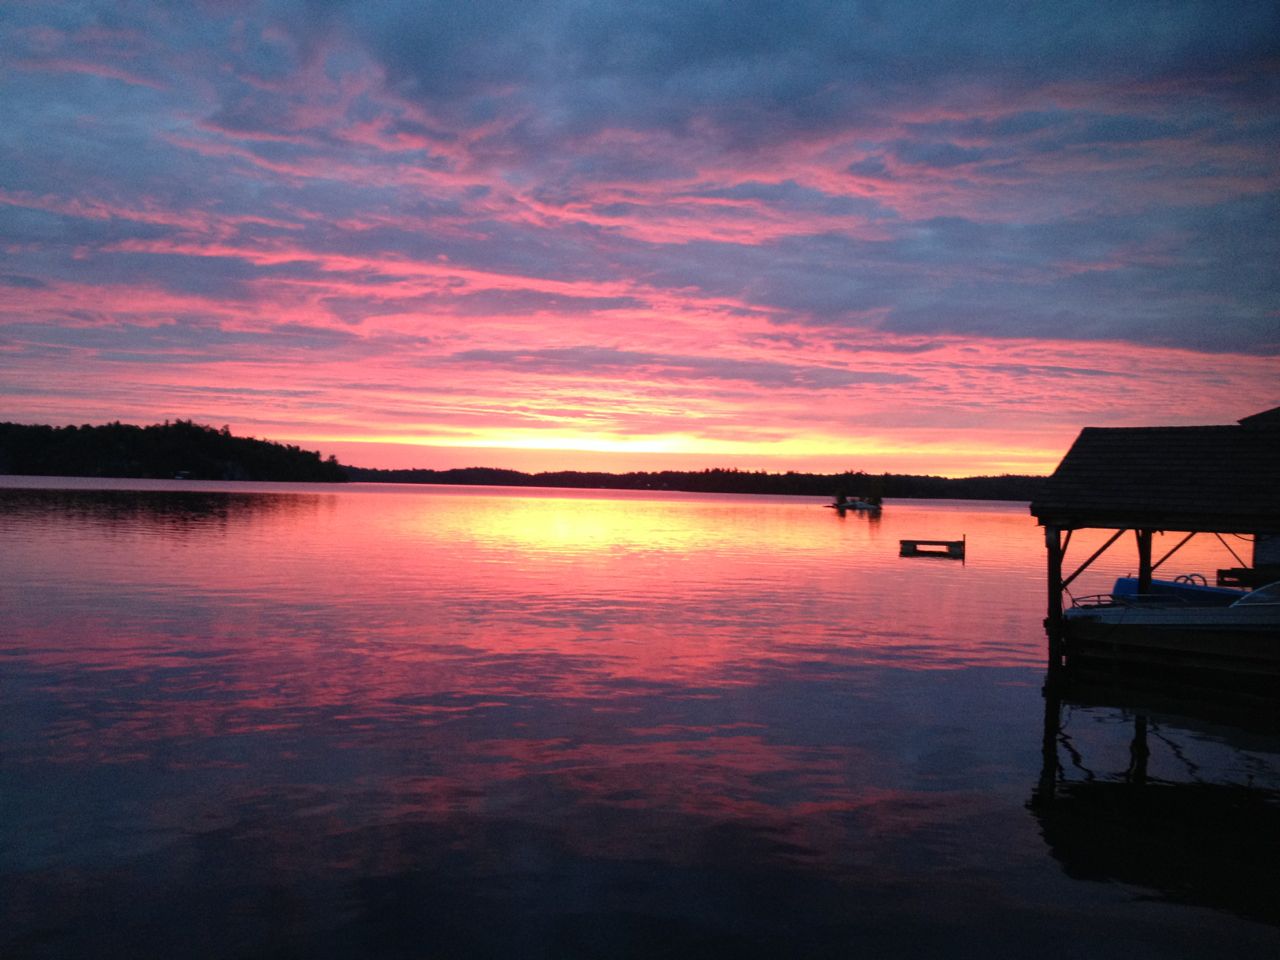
[1029,406,1280,669]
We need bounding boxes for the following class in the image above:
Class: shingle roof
[1030,408,1280,531]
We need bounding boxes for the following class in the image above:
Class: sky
[2,1,1278,476]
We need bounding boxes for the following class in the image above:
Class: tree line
[0,420,346,482]
[343,465,1045,501]
[1,420,1047,500]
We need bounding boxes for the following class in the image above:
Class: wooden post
[1136,529,1154,593]
[1127,715,1149,786]
[1034,681,1062,807]
[1045,525,1064,668]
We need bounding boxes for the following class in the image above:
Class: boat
[1066,581,1280,633]
[1062,580,1280,676]
[825,497,881,512]
[1110,574,1245,605]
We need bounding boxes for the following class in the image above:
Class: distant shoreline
[1,420,1047,501]
[0,474,1040,507]
[342,465,1045,501]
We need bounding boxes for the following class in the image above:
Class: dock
[1030,404,1280,678]
[899,537,965,559]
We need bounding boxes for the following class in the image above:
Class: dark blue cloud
[286,0,1279,149]
[430,290,646,316]
[0,274,48,289]
[890,141,989,168]
[1,0,1277,367]
[448,346,916,389]
[692,180,890,218]
[1,318,407,365]
[613,188,1280,355]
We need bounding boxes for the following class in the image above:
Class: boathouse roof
[1030,406,1280,532]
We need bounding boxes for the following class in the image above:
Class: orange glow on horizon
[291,429,1069,477]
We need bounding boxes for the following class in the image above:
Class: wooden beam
[1045,525,1064,667]
[1214,532,1248,568]
[1060,528,1127,591]
[1136,529,1154,592]
[1032,513,1276,535]
[1151,531,1196,573]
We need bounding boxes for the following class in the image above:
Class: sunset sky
[2,1,1277,475]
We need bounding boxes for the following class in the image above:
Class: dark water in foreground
[2,479,1278,958]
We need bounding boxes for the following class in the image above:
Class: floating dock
[899,537,965,559]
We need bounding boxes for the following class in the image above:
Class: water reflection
[3,483,1279,958]
[0,485,324,532]
[1032,674,1280,926]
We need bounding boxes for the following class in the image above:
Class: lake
[2,478,1278,958]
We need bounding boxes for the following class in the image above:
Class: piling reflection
[1031,672,1280,925]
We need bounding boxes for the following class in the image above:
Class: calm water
[2,479,1278,958]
